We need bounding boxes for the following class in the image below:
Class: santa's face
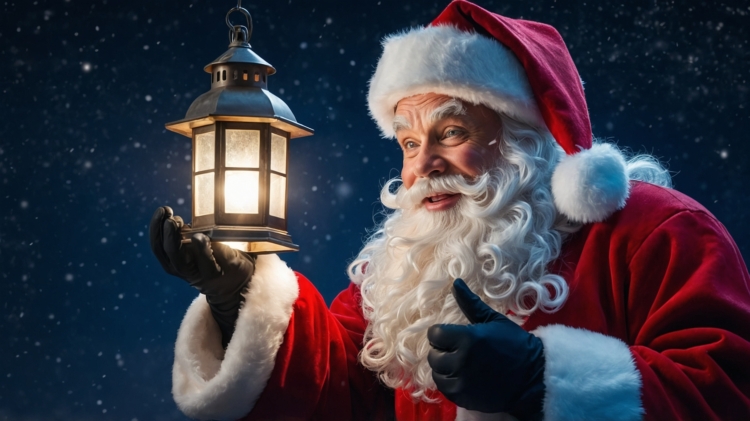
[353,109,569,399]
[394,93,504,211]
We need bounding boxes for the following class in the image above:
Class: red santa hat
[368,0,630,223]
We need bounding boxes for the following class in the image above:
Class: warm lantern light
[164,2,313,253]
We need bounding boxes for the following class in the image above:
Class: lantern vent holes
[210,64,268,89]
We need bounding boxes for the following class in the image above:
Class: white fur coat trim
[172,254,299,421]
[368,25,545,138]
[551,142,629,223]
[532,325,643,421]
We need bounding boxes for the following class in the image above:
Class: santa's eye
[443,128,465,139]
[403,140,418,149]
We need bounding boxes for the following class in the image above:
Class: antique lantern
[165,3,313,253]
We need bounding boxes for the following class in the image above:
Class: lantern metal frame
[165,3,312,254]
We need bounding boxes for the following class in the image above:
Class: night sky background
[1,0,748,419]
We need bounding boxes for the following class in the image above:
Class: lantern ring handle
[226,5,253,40]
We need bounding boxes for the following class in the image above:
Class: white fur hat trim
[368,25,546,138]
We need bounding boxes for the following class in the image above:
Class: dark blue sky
[2,0,748,419]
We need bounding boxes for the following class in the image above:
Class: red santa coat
[171,182,750,421]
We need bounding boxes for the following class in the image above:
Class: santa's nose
[412,146,447,179]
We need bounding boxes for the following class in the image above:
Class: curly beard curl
[347,116,572,401]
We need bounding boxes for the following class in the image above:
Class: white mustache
[381,174,493,210]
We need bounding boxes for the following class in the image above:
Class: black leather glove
[427,279,545,420]
[149,206,256,348]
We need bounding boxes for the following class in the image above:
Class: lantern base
[181,226,299,254]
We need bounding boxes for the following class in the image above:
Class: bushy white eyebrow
[392,114,412,133]
[428,98,466,124]
[392,98,466,134]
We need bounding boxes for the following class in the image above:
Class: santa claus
[149,1,750,420]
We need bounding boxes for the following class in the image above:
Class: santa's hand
[427,279,545,419]
[149,206,257,347]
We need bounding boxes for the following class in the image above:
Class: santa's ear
[452,279,503,324]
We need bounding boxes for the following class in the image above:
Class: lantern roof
[165,11,312,139]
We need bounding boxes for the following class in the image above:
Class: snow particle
[350,60,356,66]
[299,42,308,50]
[362,157,369,164]
[20,200,29,209]
[336,182,352,198]
[143,45,150,50]
[311,186,318,191]
[719,149,728,159]
[100,237,108,244]
[145,95,152,102]
[143,348,149,354]
[177,198,185,205]
[65,273,74,282]
[81,62,92,73]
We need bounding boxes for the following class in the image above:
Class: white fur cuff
[172,254,299,420]
[551,142,629,223]
[532,325,643,421]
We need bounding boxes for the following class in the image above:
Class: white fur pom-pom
[551,143,629,223]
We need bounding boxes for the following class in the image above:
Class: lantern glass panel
[226,129,260,168]
[270,133,287,174]
[195,131,215,172]
[194,172,215,216]
[269,173,286,219]
[225,170,259,214]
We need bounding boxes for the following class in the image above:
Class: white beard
[348,131,571,401]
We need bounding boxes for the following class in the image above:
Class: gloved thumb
[452,278,504,324]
